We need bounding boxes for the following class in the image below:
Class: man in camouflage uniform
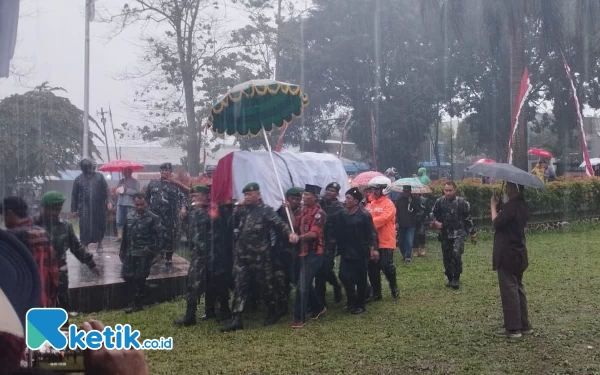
[174,185,212,327]
[431,181,477,289]
[316,182,344,306]
[274,187,303,316]
[34,191,100,311]
[120,193,164,313]
[145,162,187,265]
[221,183,298,332]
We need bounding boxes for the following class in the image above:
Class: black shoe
[350,307,366,315]
[220,315,243,332]
[450,279,460,289]
[334,286,343,303]
[391,286,400,299]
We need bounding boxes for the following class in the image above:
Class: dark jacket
[492,196,529,274]
[395,195,422,228]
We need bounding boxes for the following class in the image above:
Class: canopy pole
[262,129,295,233]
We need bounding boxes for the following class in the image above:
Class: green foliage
[0,84,99,191]
[430,177,600,219]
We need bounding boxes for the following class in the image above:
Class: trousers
[497,267,530,331]
[339,257,368,309]
[368,249,397,297]
[315,251,341,306]
[441,237,465,280]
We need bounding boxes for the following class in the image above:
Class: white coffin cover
[231,151,350,209]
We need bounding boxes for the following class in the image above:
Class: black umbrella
[465,163,544,188]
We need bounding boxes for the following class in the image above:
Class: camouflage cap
[326,182,341,192]
[41,191,66,207]
[285,187,304,197]
[242,182,260,193]
[191,185,210,195]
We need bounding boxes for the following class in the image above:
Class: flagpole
[83,0,91,159]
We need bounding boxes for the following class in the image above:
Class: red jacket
[295,204,326,257]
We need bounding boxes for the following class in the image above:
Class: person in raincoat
[417,167,430,186]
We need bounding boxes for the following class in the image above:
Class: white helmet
[367,176,392,194]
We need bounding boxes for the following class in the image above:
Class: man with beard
[34,191,99,311]
[145,162,187,265]
[71,159,112,252]
[221,183,297,332]
[120,194,163,313]
[330,188,379,314]
[431,181,477,289]
[315,182,343,306]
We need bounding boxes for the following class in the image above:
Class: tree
[426,0,600,170]
[278,0,445,173]
[109,0,237,175]
[0,84,100,194]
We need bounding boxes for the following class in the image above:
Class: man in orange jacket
[364,177,399,300]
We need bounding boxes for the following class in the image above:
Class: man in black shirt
[330,188,379,314]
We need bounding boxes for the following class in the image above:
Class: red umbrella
[98,159,144,172]
[528,148,553,159]
[475,158,496,164]
[350,171,384,188]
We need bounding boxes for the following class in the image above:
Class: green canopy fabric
[207,79,309,136]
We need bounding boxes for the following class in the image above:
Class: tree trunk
[509,6,528,171]
[183,69,200,176]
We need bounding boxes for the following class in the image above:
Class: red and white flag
[563,53,593,177]
[507,68,532,165]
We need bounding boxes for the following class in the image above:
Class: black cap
[160,162,173,170]
[326,182,341,192]
[304,184,322,195]
[345,188,363,202]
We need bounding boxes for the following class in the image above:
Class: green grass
[73,227,600,375]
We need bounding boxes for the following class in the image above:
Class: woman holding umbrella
[490,182,532,339]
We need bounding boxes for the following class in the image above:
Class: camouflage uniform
[34,217,96,311]
[184,206,211,308]
[431,196,475,283]
[274,205,300,314]
[145,179,186,262]
[120,209,163,311]
[230,203,291,315]
[315,198,344,305]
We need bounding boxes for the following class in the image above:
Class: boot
[200,310,217,321]
[333,285,343,304]
[174,302,197,327]
[220,314,243,332]
[218,303,232,322]
[264,306,280,326]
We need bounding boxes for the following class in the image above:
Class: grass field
[74,226,600,375]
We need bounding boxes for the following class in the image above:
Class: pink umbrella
[475,158,496,164]
[98,159,144,172]
[528,148,553,159]
[350,171,384,188]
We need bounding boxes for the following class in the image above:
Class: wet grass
[75,227,600,375]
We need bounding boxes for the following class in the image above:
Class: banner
[370,111,378,171]
[562,53,593,177]
[507,68,532,164]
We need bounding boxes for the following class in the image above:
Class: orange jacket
[365,195,397,250]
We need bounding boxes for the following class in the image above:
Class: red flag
[563,54,593,177]
[370,111,378,171]
[275,123,288,152]
[507,68,532,164]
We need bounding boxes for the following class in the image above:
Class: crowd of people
[0,158,535,373]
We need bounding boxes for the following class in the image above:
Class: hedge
[429,177,600,221]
